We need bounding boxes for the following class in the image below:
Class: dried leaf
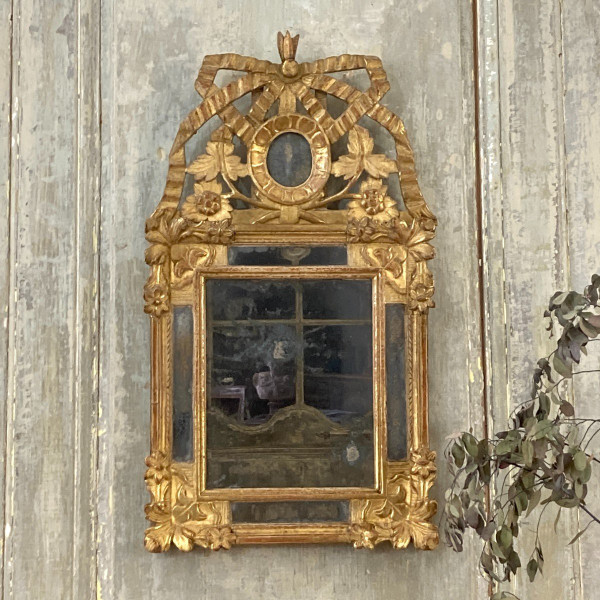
[553,353,572,379]
[527,558,538,582]
[451,443,465,468]
[525,488,541,517]
[568,519,594,545]
[462,433,479,458]
[573,450,588,472]
[553,507,562,533]
[559,401,575,417]
[522,440,534,467]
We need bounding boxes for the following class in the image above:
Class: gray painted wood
[2,0,597,598]
[479,0,593,597]
[97,1,484,599]
[562,1,600,597]
[0,2,13,598]
[2,1,100,598]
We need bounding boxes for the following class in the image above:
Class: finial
[277,31,299,62]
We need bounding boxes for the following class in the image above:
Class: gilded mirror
[144,32,437,552]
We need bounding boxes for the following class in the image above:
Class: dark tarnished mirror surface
[172,306,194,461]
[228,245,347,266]
[266,132,312,187]
[205,277,375,488]
[231,501,349,523]
[386,303,407,459]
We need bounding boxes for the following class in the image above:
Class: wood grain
[0,1,13,598]
[480,0,584,597]
[2,0,597,598]
[97,0,483,598]
[2,1,100,598]
[561,1,600,597]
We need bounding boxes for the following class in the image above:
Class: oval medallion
[266,132,312,188]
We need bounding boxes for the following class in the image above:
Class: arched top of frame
[147,32,436,246]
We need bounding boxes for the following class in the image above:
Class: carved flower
[347,217,377,242]
[143,281,169,318]
[409,271,435,313]
[348,179,399,223]
[206,527,236,550]
[182,181,232,223]
[204,219,235,243]
[410,448,437,478]
[145,452,170,484]
[349,524,377,549]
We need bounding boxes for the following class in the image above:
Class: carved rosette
[348,449,438,550]
[144,452,235,552]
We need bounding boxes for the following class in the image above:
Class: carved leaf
[145,229,168,245]
[222,143,249,180]
[349,126,372,154]
[145,244,169,266]
[172,529,196,552]
[391,521,411,549]
[408,242,435,262]
[144,523,174,553]
[363,153,398,179]
[144,502,170,524]
[331,126,372,180]
[187,142,220,181]
[333,126,398,180]
[409,519,439,550]
[187,141,248,182]
[173,246,214,283]
[331,153,361,179]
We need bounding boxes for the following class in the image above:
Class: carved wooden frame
[144,32,437,552]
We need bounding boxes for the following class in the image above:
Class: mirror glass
[205,277,375,488]
[172,306,194,461]
[266,132,312,187]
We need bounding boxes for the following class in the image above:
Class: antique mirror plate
[144,32,438,552]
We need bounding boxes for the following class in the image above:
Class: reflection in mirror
[386,304,407,459]
[205,277,375,488]
[266,132,312,187]
[228,245,347,266]
[231,501,349,523]
[172,306,194,461]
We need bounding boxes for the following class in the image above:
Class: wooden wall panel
[561,1,600,597]
[97,1,483,598]
[479,0,589,597]
[2,0,596,598]
[0,2,13,598]
[1,1,100,598]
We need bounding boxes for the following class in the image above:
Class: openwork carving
[349,448,438,549]
[144,452,235,552]
[144,31,437,552]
